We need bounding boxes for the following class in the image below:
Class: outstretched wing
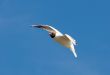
[64,34,77,45]
[70,44,77,58]
[64,34,77,58]
[32,24,62,34]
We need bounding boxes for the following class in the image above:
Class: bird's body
[32,24,78,58]
[54,35,71,48]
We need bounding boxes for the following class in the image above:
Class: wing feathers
[70,45,77,58]
[32,24,62,35]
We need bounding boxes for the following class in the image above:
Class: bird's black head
[49,32,55,38]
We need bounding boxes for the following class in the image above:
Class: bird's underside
[54,35,72,48]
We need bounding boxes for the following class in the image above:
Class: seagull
[32,24,78,58]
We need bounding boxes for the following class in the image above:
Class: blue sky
[0,0,110,75]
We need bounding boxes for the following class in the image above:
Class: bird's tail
[70,45,77,58]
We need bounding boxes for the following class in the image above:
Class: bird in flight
[32,24,78,58]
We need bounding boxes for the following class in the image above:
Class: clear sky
[0,0,110,75]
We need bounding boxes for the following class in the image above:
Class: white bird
[32,24,78,58]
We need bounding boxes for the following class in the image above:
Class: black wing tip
[32,24,43,28]
[32,24,51,28]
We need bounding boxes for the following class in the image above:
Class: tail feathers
[70,46,77,58]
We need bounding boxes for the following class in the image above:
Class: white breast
[54,35,72,48]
